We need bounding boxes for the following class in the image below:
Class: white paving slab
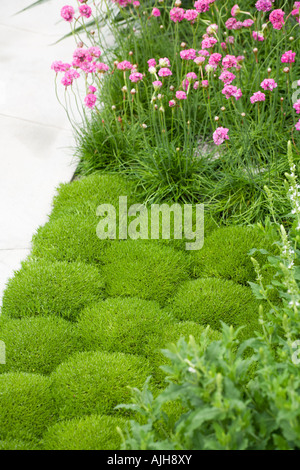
[0,0,83,303]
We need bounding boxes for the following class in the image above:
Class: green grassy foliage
[168,278,261,339]
[191,225,277,284]
[31,214,110,265]
[0,373,57,441]
[102,240,190,304]
[42,414,126,450]
[1,260,104,321]
[51,350,152,420]
[49,173,138,221]
[77,297,174,355]
[0,316,81,375]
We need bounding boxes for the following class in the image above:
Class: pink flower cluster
[269,9,285,30]
[61,3,92,22]
[281,50,296,64]
[255,0,273,12]
[250,91,266,103]
[213,127,229,145]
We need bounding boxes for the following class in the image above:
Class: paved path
[0,0,79,301]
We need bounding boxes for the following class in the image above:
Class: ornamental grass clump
[77,297,174,356]
[50,0,300,223]
[42,415,127,450]
[101,240,191,304]
[1,260,105,321]
[0,317,81,375]
[50,350,152,420]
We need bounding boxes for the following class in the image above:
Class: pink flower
[231,4,240,16]
[184,9,198,23]
[253,31,264,41]
[250,91,266,103]
[194,56,206,65]
[89,47,101,58]
[293,100,300,114]
[117,60,133,71]
[201,80,209,88]
[129,72,143,82]
[84,93,97,109]
[213,127,229,145]
[209,53,222,66]
[186,72,198,81]
[281,50,296,63]
[61,5,75,22]
[61,69,80,87]
[152,80,162,90]
[207,23,218,35]
[180,49,197,60]
[158,68,172,77]
[133,1,140,7]
[194,0,210,13]
[193,81,199,90]
[152,7,160,17]
[202,37,218,49]
[72,48,92,68]
[170,7,185,23]
[295,119,300,131]
[182,79,189,91]
[226,36,235,45]
[222,55,238,70]
[158,57,171,68]
[261,78,277,91]
[269,9,285,30]
[88,85,97,94]
[176,91,187,100]
[243,19,254,27]
[219,71,236,85]
[147,59,157,68]
[169,100,176,107]
[225,17,238,30]
[79,4,92,18]
[51,61,71,73]
[222,85,242,100]
[96,62,109,72]
[255,0,272,12]
[198,49,210,57]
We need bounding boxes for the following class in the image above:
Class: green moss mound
[168,278,261,339]
[102,240,190,305]
[51,350,151,420]
[147,321,222,384]
[49,173,137,221]
[0,373,57,441]
[31,215,111,265]
[0,316,81,375]
[0,439,40,450]
[42,414,126,450]
[191,225,276,284]
[1,260,104,321]
[77,297,174,356]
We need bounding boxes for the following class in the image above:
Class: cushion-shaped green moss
[0,372,57,441]
[31,215,110,265]
[77,297,174,356]
[49,173,136,221]
[168,278,261,339]
[51,350,152,420]
[102,240,190,305]
[1,260,104,321]
[0,316,81,375]
[42,414,127,450]
[191,225,277,284]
